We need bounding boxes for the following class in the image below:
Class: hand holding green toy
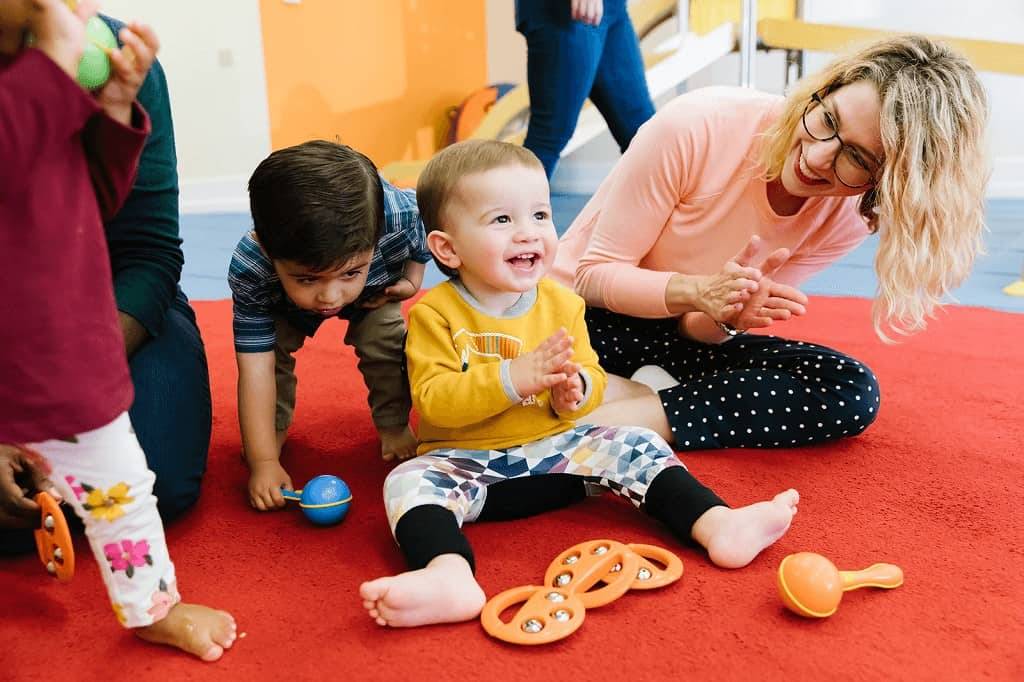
[26,1,159,117]
[76,11,117,89]
[24,0,96,83]
[93,18,161,125]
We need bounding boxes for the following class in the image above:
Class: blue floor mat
[180,197,1024,314]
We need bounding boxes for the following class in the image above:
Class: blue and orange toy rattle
[280,475,352,526]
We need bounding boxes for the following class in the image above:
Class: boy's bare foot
[379,424,417,462]
[359,553,485,627]
[692,489,799,569]
[135,602,237,662]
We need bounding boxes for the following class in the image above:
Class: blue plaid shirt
[229,179,430,353]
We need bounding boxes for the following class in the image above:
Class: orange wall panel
[259,0,487,167]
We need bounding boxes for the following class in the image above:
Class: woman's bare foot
[379,424,417,462]
[135,602,237,662]
[359,553,485,627]
[692,489,799,569]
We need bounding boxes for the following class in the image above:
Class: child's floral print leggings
[25,412,179,628]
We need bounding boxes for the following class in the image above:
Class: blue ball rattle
[280,475,352,525]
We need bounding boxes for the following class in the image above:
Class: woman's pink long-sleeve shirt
[550,86,870,319]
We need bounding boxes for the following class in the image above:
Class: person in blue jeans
[0,14,210,552]
[516,0,656,178]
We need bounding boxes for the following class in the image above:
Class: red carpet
[3,296,1022,680]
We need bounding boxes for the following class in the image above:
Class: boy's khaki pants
[273,301,410,433]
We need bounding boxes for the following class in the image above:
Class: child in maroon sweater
[0,0,235,661]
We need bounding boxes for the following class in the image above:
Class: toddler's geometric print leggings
[383,424,725,571]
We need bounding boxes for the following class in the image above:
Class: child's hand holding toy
[25,0,96,82]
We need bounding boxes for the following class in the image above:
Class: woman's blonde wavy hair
[758,35,989,341]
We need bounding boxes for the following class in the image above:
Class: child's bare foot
[135,602,237,662]
[359,553,485,627]
[379,424,417,462]
[692,489,799,569]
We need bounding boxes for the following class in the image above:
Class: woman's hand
[683,235,794,322]
[0,445,59,529]
[729,277,808,330]
[570,0,603,26]
[95,21,160,126]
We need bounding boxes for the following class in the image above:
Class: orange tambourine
[622,543,684,590]
[541,539,640,608]
[33,492,74,582]
[481,539,683,645]
[479,585,588,645]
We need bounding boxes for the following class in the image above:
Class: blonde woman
[549,34,989,449]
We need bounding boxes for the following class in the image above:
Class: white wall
[101,0,271,212]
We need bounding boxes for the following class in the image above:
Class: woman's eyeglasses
[801,92,881,189]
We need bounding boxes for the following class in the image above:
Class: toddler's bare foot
[135,602,237,662]
[359,554,485,627]
[379,424,417,462]
[692,489,799,569]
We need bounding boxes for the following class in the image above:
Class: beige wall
[486,0,526,83]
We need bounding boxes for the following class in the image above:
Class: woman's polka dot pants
[585,307,880,451]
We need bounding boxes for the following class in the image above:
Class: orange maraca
[777,552,903,618]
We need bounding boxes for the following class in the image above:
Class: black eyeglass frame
[800,91,880,190]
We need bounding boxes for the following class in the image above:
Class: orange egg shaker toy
[480,539,683,645]
[34,492,75,582]
[777,552,903,618]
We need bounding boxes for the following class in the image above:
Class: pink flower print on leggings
[65,475,86,500]
[104,539,153,578]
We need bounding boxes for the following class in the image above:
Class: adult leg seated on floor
[128,301,212,521]
[584,307,880,450]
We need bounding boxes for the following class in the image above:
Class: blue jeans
[516,0,655,177]
[129,291,212,521]
[0,290,211,555]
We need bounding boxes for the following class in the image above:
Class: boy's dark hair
[416,140,544,278]
[248,140,384,270]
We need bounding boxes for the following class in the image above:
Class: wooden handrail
[759,18,1024,76]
